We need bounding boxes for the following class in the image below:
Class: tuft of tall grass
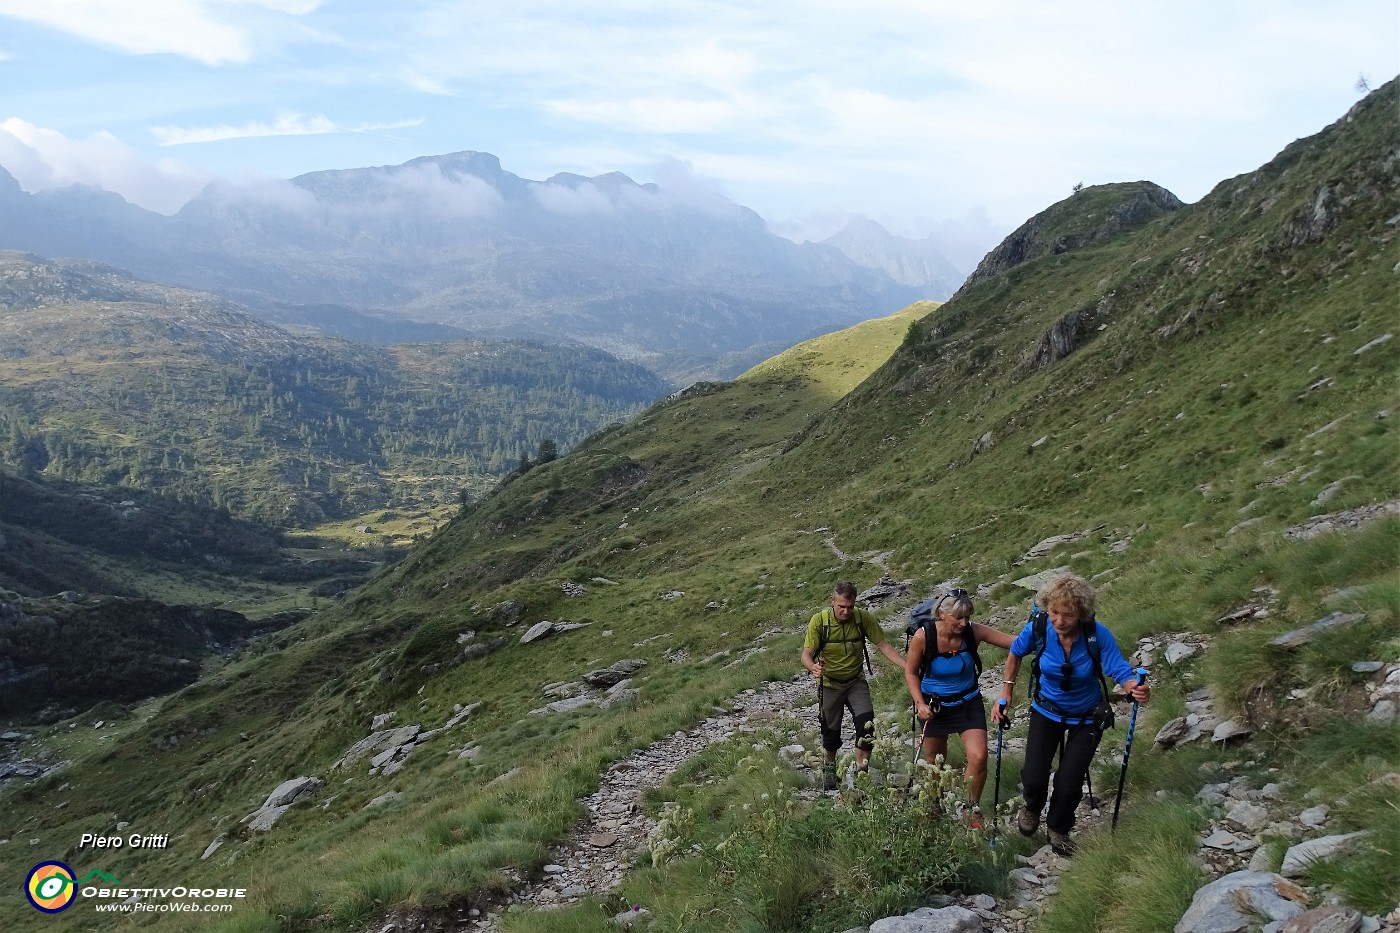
[1036,800,1205,933]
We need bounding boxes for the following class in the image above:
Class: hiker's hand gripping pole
[1111,667,1148,832]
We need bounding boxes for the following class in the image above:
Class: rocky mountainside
[0,83,1394,933]
[821,215,966,296]
[0,153,928,382]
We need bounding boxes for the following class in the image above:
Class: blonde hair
[1037,573,1096,620]
[936,592,974,620]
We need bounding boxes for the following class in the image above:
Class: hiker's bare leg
[962,728,990,802]
[922,735,949,766]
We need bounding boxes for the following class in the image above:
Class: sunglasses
[946,588,969,599]
[1059,662,1073,691]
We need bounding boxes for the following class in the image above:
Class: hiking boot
[1016,806,1040,836]
[1049,830,1076,856]
[821,764,838,791]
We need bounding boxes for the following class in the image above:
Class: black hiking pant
[1021,707,1103,834]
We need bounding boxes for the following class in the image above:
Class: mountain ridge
[0,153,947,382]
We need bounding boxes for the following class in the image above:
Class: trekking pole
[1111,668,1148,832]
[991,698,1008,844]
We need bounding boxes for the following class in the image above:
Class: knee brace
[854,711,875,752]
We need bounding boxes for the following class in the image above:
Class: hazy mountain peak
[820,214,964,298]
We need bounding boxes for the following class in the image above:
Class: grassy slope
[1,85,1396,931]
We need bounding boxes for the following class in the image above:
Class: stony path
[473,675,821,930]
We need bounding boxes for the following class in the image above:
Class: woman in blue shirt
[903,589,1014,824]
[999,574,1149,855]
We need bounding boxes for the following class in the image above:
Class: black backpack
[1026,606,1113,727]
[906,596,983,684]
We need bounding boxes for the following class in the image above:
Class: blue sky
[0,1,1395,260]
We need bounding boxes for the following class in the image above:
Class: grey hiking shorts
[819,677,875,752]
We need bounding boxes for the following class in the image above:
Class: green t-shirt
[804,607,886,686]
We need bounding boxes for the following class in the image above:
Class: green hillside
[1,84,1396,933]
[0,254,672,530]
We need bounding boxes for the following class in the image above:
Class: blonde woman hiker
[801,581,906,790]
[1001,573,1149,855]
[903,588,1015,826]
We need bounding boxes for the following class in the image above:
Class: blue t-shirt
[1009,619,1134,722]
[919,645,980,702]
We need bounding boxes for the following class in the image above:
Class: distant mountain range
[0,154,966,382]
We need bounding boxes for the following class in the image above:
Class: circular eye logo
[26,861,77,913]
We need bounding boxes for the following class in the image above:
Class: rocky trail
[372,616,1399,933]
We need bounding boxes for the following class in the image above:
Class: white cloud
[380,163,502,218]
[532,180,614,215]
[150,113,422,146]
[0,117,209,214]
[0,0,322,65]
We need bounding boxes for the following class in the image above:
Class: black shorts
[922,696,988,738]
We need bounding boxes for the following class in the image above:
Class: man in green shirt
[801,581,906,789]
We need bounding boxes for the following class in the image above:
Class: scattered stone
[520,621,557,644]
[365,792,402,808]
[244,804,291,832]
[1173,871,1305,933]
[1225,801,1271,833]
[856,577,913,604]
[1284,501,1400,541]
[1367,700,1396,724]
[1015,529,1098,565]
[1277,905,1363,933]
[1281,832,1368,878]
[583,659,648,687]
[588,833,617,848]
[1012,566,1072,592]
[1298,806,1329,828]
[1269,613,1368,649]
[1212,719,1252,745]
[1353,333,1392,355]
[610,906,652,930]
[200,835,226,860]
[1156,717,1193,748]
[335,726,422,770]
[260,776,323,809]
[870,905,982,933]
[1167,642,1200,665]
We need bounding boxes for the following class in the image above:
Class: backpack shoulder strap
[919,615,937,675]
[856,608,874,674]
[814,608,833,659]
[1083,618,1110,701]
[962,622,983,678]
[1029,608,1048,703]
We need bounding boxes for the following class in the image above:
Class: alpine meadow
[1,82,1397,933]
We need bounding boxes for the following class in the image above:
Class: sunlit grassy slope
[0,83,1395,933]
[739,300,937,400]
